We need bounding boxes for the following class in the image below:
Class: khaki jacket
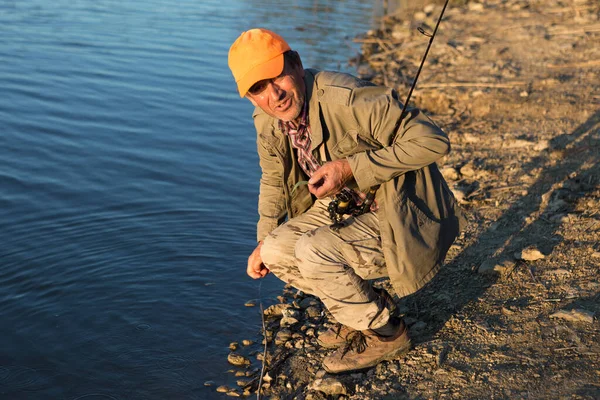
[253,69,467,297]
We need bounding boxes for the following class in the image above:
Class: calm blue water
[0,1,383,398]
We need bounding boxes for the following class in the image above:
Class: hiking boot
[322,320,411,374]
[317,324,356,349]
[317,288,397,349]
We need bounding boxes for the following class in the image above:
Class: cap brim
[236,53,284,98]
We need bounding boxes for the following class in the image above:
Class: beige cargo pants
[261,198,391,331]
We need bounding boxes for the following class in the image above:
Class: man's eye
[249,80,268,95]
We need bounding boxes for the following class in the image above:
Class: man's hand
[308,159,354,198]
[247,241,269,279]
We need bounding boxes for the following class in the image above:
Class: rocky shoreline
[215,0,599,398]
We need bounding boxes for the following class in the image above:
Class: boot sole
[322,339,412,374]
[316,339,346,349]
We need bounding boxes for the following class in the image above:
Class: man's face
[246,58,306,123]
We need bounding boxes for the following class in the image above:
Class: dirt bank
[217,0,600,398]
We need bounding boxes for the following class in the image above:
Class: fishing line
[256,279,267,400]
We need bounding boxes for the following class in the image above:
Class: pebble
[534,140,550,151]
[242,339,253,346]
[515,246,545,261]
[229,342,238,351]
[309,378,347,396]
[441,166,461,181]
[592,252,600,259]
[459,162,476,178]
[264,303,290,317]
[216,385,230,393]
[244,300,257,307]
[226,390,240,397]
[468,2,484,12]
[227,353,250,367]
[478,259,515,275]
[305,305,321,318]
[550,309,595,324]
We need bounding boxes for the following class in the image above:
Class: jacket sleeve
[345,86,450,191]
[254,114,287,242]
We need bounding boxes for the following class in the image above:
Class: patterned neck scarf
[279,102,319,177]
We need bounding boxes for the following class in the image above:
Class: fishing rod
[328,0,451,229]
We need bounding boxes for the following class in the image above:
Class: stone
[460,162,476,178]
[227,353,250,367]
[515,246,545,261]
[592,252,600,259]
[299,297,319,309]
[550,309,595,324]
[242,339,253,346]
[216,385,230,393]
[451,186,468,203]
[305,306,321,318]
[309,378,347,396]
[229,342,238,351]
[478,259,515,275]
[204,380,215,386]
[244,300,257,307]
[468,2,484,12]
[441,166,461,181]
[226,390,240,397]
[236,379,251,387]
[534,140,550,151]
[280,316,299,328]
[264,303,290,317]
[275,329,292,345]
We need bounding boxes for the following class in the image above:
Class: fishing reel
[327,187,378,231]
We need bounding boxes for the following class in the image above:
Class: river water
[0,0,387,398]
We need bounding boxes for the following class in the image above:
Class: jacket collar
[304,69,323,151]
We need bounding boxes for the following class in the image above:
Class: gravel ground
[216,0,600,398]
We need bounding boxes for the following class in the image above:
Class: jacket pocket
[330,130,378,158]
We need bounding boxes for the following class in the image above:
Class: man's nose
[267,81,285,102]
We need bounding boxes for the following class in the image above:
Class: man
[228,28,466,373]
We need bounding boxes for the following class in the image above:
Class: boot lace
[340,331,368,359]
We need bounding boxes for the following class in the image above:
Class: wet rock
[216,385,230,393]
[280,316,300,328]
[228,353,250,367]
[236,379,251,387]
[226,390,240,397]
[309,378,347,396]
[244,300,257,307]
[550,309,595,324]
[299,297,319,309]
[264,303,290,317]
[305,305,322,318]
[515,246,545,261]
[235,371,246,377]
[204,380,215,386]
[592,252,600,259]
[478,259,515,275]
[275,329,293,345]
[242,339,253,346]
[229,342,238,351]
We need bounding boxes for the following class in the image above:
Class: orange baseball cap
[228,28,291,97]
